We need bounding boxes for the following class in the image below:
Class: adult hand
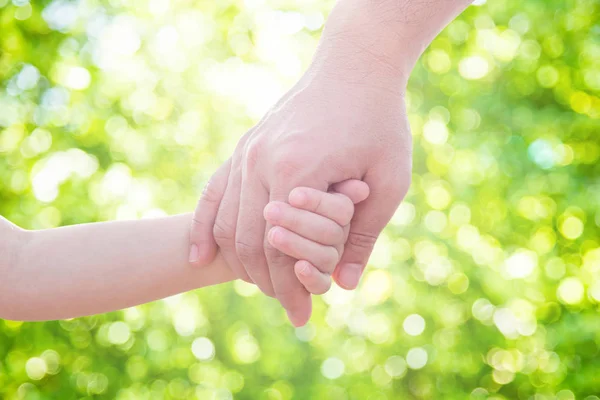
[189,1,417,327]
[189,76,412,326]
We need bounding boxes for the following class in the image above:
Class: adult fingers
[189,158,231,266]
[236,145,274,296]
[213,155,253,283]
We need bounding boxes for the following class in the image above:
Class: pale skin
[0,181,368,321]
[189,0,475,326]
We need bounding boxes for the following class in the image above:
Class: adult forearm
[310,0,473,87]
[3,214,235,321]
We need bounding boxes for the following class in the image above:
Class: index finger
[189,159,231,266]
[265,183,327,327]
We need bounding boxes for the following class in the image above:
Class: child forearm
[1,213,235,321]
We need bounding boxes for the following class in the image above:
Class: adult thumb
[189,158,231,266]
[332,167,409,290]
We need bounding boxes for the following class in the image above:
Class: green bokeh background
[1,0,600,398]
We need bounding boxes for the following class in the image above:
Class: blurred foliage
[1,0,600,399]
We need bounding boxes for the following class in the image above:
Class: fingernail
[188,244,199,263]
[268,227,280,244]
[264,203,280,220]
[337,263,362,289]
[297,261,310,276]
[290,189,307,206]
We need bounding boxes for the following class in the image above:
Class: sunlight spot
[192,337,215,361]
[360,270,391,305]
[321,357,345,379]
[108,321,131,345]
[406,348,427,369]
[233,331,260,364]
[504,249,537,279]
[17,65,40,90]
[384,356,407,378]
[560,216,584,240]
[295,324,316,342]
[423,120,449,145]
[459,56,489,80]
[25,358,47,380]
[472,298,495,322]
[403,314,426,336]
[557,277,584,305]
[391,202,416,226]
[59,66,91,90]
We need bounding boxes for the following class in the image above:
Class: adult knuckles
[263,241,289,264]
[213,218,235,246]
[244,139,263,171]
[235,238,264,264]
[272,155,305,182]
[201,178,223,205]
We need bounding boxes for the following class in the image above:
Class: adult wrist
[308,0,472,88]
[308,0,419,90]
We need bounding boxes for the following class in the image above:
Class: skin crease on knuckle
[263,239,289,264]
[212,217,235,247]
[199,178,222,206]
[244,139,263,173]
[235,238,263,264]
[269,142,331,187]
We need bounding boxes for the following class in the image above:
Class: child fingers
[264,201,346,246]
[288,187,354,227]
[295,260,332,295]
[267,226,340,274]
[331,224,351,270]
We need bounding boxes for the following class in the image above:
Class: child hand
[263,179,369,295]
